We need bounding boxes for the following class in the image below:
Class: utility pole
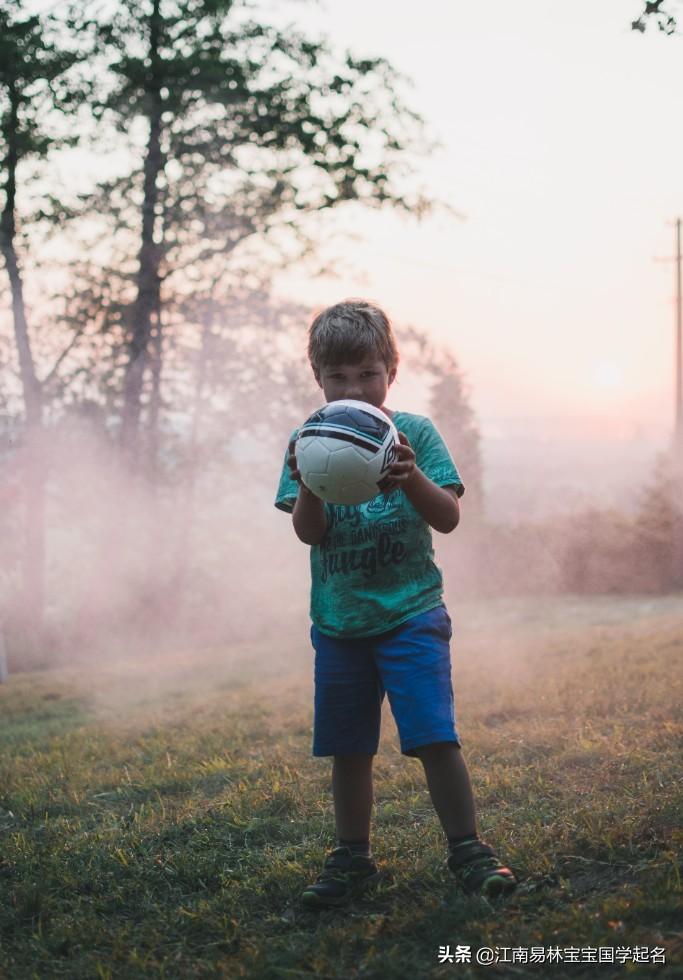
[673,219,683,587]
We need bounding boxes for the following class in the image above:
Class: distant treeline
[444,452,682,598]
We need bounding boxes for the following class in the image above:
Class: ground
[0,594,681,979]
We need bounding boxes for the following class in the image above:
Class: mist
[2,313,681,717]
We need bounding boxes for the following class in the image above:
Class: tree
[633,452,683,589]
[0,1,82,637]
[397,326,483,517]
[428,350,483,518]
[75,0,431,461]
[632,1,679,34]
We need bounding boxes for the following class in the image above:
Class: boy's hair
[308,300,399,376]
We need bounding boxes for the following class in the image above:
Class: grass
[0,594,682,979]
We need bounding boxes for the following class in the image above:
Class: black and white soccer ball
[295,399,399,505]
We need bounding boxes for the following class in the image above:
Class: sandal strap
[448,840,495,870]
[317,846,369,881]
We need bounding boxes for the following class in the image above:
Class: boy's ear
[388,366,397,385]
[313,371,323,389]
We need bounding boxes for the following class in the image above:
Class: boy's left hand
[380,431,417,493]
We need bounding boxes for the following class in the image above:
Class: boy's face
[316,355,397,409]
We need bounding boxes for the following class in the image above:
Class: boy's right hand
[290,438,327,544]
[289,438,322,500]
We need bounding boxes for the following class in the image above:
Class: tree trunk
[172,296,215,613]
[0,85,46,640]
[147,302,163,477]
[120,0,164,460]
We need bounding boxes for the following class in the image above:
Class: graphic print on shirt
[319,491,410,584]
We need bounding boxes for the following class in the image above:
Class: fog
[1,288,682,721]
[2,355,681,717]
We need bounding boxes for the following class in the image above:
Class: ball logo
[381,442,396,473]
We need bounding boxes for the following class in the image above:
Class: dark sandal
[301,847,381,908]
[448,839,518,897]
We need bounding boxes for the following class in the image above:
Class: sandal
[448,838,518,897]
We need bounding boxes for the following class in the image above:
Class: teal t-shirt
[274,411,464,638]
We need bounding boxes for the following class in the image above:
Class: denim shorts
[310,604,460,757]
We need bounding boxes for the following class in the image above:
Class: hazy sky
[274,0,683,452]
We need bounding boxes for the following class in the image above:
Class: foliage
[558,453,683,595]
[632,0,679,34]
[0,0,85,424]
[438,449,683,599]
[427,351,483,517]
[58,0,434,451]
[391,326,483,517]
[0,1,83,167]
[0,1,91,639]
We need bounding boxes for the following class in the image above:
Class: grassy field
[1,594,682,979]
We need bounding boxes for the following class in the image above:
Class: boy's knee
[333,753,374,770]
[412,741,461,762]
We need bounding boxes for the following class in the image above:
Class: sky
[271,0,683,516]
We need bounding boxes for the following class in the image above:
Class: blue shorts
[310,604,460,757]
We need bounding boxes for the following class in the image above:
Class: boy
[275,300,517,907]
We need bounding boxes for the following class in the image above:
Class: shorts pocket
[439,606,453,640]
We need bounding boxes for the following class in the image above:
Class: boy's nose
[344,382,363,398]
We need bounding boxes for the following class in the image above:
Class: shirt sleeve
[413,418,465,498]
[274,429,300,513]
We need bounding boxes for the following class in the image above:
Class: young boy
[274,299,517,907]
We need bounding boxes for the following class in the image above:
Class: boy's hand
[379,431,460,533]
[381,431,417,493]
[288,438,319,499]
[290,437,327,544]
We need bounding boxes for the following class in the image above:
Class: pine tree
[631,1,678,34]
[74,0,431,461]
[399,326,483,516]
[0,1,82,640]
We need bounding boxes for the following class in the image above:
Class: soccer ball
[295,399,399,505]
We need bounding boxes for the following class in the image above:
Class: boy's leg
[304,624,383,908]
[413,742,476,840]
[333,753,374,844]
[416,740,517,897]
[301,754,379,908]
[372,607,517,897]
[415,740,517,896]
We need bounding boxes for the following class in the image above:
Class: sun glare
[592,362,623,390]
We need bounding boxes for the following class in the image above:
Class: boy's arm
[287,439,328,545]
[385,432,460,534]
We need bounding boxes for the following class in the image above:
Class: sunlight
[591,361,624,390]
